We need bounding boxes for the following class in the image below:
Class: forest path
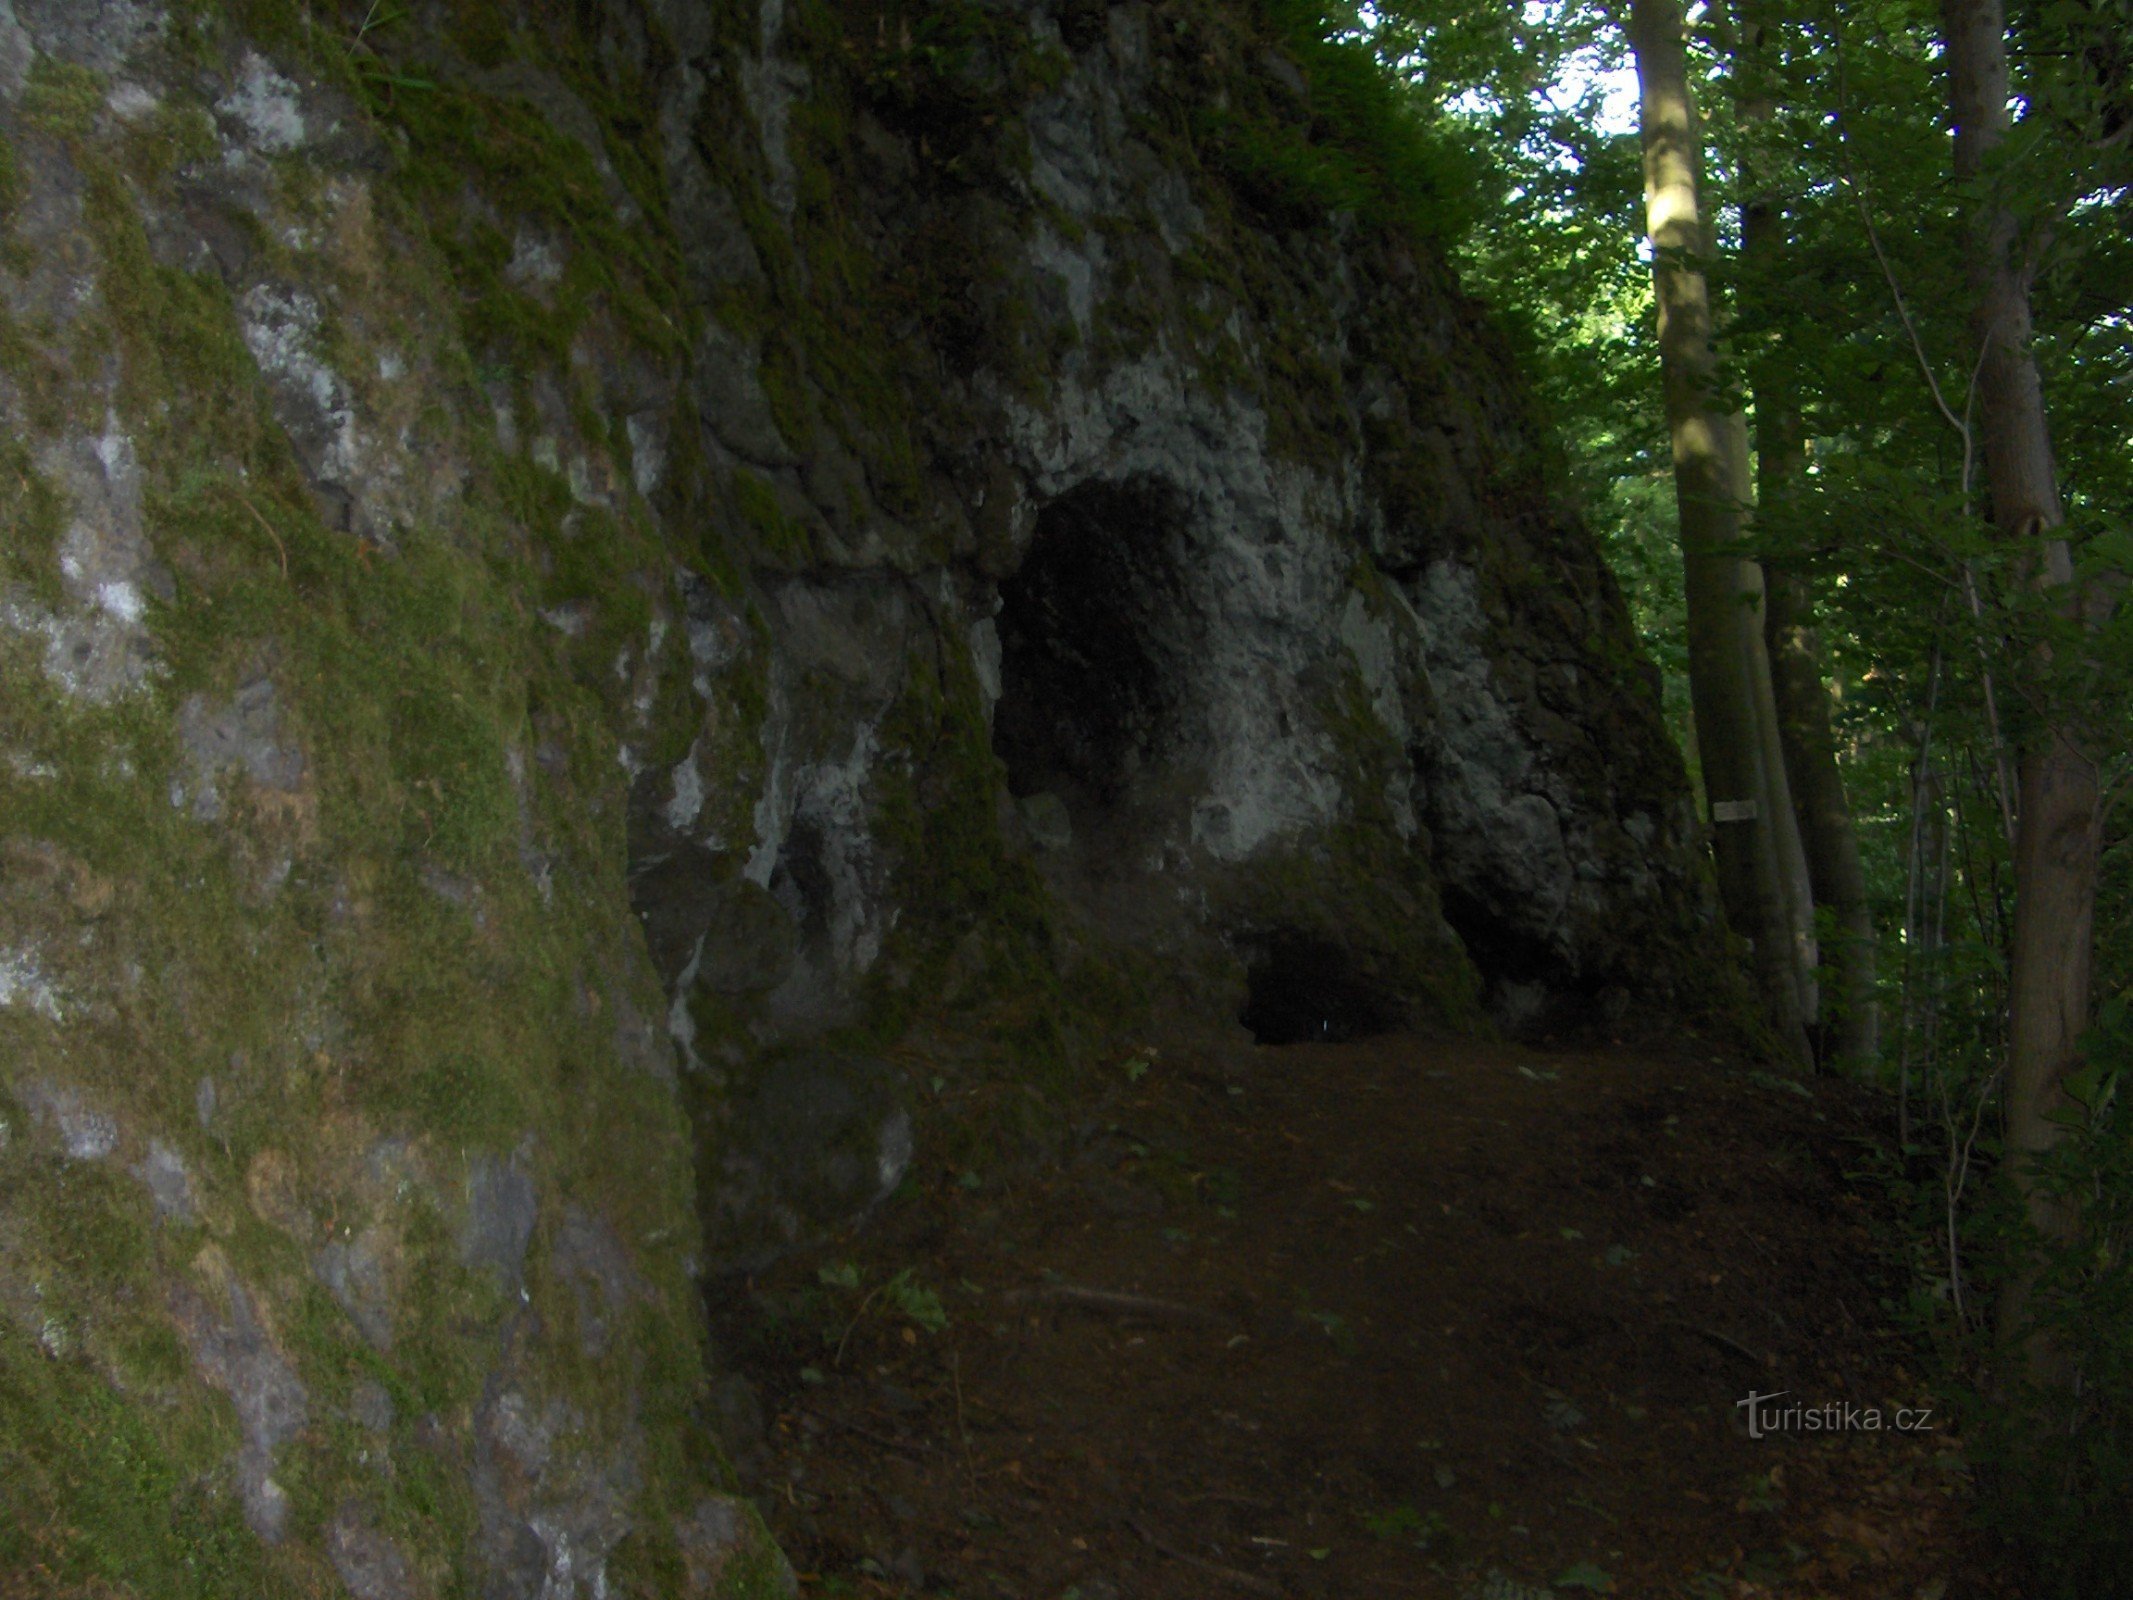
[709,1031,2011,1599]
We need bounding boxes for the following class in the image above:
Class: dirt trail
[708,1032,2013,1599]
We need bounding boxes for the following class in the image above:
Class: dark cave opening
[1433,880,1556,989]
[990,479,1187,815]
[1239,933,1398,1046]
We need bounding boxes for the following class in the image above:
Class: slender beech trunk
[1941,0,2104,1369]
[1736,413,1823,1036]
[1761,558,1878,1065]
[1735,7,1879,1069]
[1628,0,1812,1064]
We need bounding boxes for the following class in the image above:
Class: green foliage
[1198,1,1488,244]
[1956,994,2133,1595]
[847,0,1066,171]
[1425,3,2128,1585]
[881,1267,948,1333]
[1700,27,2129,1585]
[1361,1501,1450,1546]
[814,1261,949,1336]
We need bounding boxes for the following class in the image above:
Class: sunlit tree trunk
[1628,0,1812,1064]
[1941,0,2103,1369]
[1735,3,1878,1069]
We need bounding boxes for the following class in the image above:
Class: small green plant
[1362,1502,1422,1539]
[344,0,436,105]
[819,1261,948,1356]
[1362,1503,1450,1549]
[1740,1469,1784,1514]
[882,1268,947,1333]
[352,1,408,46]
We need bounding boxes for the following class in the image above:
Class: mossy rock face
[0,0,1729,1592]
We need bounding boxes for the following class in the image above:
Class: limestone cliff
[0,1,1720,1595]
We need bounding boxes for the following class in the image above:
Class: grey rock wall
[632,0,1716,1073]
[0,0,1722,1594]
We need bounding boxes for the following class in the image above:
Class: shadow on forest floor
[708,1029,2016,1599]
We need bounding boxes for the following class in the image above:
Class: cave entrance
[1239,932,1397,1046]
[991,479,1188,821]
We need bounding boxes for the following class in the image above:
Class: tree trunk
[1732,8,1879,1068]
[1734,413,1823,1038]
[1628,0,1813,1064]
[1762,555,1879,1067]
[1941,0,2103,1365]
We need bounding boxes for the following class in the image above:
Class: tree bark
[1735,414,1823,1037]
[1628,0,1813,1064]
[1761,554,1879,1066]
[1733,6,1879,1069]
[1941,0,2103,1363]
